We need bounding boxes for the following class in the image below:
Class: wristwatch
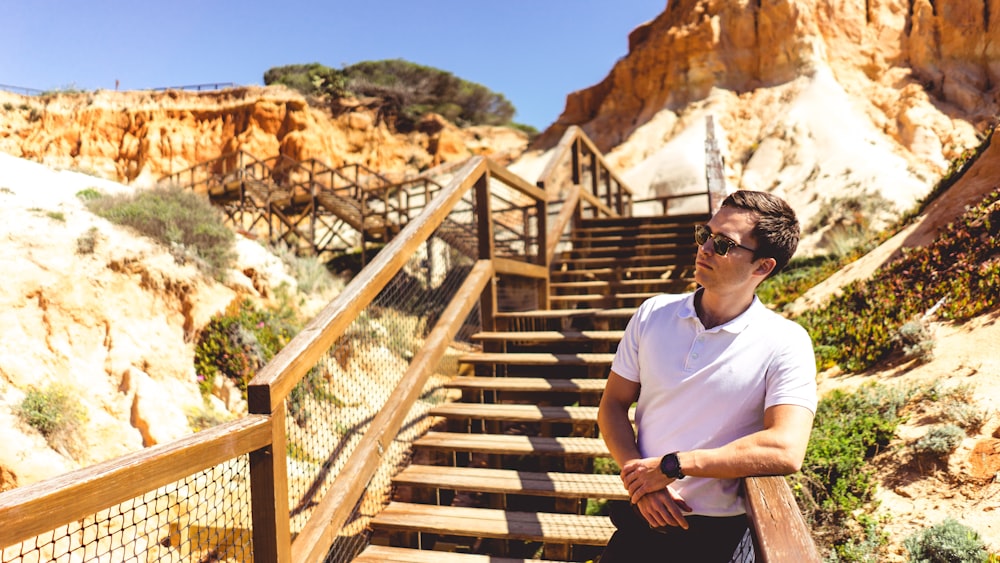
[659,452,685,480]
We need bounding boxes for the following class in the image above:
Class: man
[597,190,817,561]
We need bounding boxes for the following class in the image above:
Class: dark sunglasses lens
[714,238,734,256]
[694,225,708,245]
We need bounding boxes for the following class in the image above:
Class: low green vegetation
[264,59,534,132]
[17,385,86,451]
[792,384,910,535]
[795,186,1000,372]
[904,518,991,563]
[85,185,236,280]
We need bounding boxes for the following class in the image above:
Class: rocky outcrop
[0,153,299,486]
[532,0,997,250]
[0,86,529,186]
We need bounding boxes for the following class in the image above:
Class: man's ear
[754,257,777,278]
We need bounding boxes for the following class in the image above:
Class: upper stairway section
[549,213,708,310]
[161,151,445,257]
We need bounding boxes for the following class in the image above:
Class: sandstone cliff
[0,86,528,187]
[528,0,996,251]
[0,153,305,488]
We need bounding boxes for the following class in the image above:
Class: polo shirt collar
[678,289,764,333]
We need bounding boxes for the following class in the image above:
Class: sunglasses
[694,224,757,256]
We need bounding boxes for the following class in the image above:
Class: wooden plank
[430,403,601,423]
[470,330,623,342]
[536,126,581,194]
[494,257,548,279]
[444,377,606,394]
[413,432,610,457]
[548,295,607,303]
[743,476,821,563]
[355,545,571,563]
[248,156,488,413]
[0,415,272,548]
[550,281,611,289]
[393,465,629,501]
[370,502,614,545]
[290,260,495,563]
[458,352,614,366]
[578,189,615,217]
[495,308,601,319]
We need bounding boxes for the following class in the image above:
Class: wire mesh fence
[1,457,253,563]
[269,196,482,562]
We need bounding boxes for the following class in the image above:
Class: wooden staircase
[354,212,708,562]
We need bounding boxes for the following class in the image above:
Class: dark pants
[599,501,749,562]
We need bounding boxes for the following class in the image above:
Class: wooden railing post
[249,403,292,563]
[536,196,549,310]
[474,173,496,331]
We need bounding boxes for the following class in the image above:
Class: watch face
[660,453,680,477]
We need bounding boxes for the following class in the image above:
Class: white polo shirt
[610,291,817,517]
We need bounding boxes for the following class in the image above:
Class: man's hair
[720,190,799,278]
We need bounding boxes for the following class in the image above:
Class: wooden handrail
[546,184,581,263]
[0,414,272,548]
[536,125,633,201]
[291,260,495,562]
[247,156,489,413]
[743,476,821,562]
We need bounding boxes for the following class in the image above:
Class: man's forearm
[678,405,813,479]
[597,404,642,467]
[679,429,805,479]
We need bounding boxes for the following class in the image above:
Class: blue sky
[1,1,666,130]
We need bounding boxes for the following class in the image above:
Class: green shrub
[76,227,99,254]
[904,519,990,563]
[194,299,298,395]
[46,211,65,222]
[2,102,13,111]
[830,514,890,562]
[264,59,518,128]
[792,384,910,527]
[87,185,235,280]
[895,319,935,362]
[913,424,965,459]
[17,385,86,447]
[75,187,103,201]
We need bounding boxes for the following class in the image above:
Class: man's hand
[633,487,692,529]
[621,457,672,504]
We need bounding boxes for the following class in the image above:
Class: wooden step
[393,465,629,501]
[568,243,690,259]
[550,281,611,290]
[552,254,694,268]
[413,432,611,458]
[570,232,690,245]
[547,294,607,304]
[494,308,603,319]
[549,267,615,279]
[470,330,624,343]
[370,502,614,546]
[430,403,601,423]
[430,403,634,424]
[494,308,636,321]
[577,212,708,229]
[458,353,615,366]
[355,545,572,563]
[444,377,606,394]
